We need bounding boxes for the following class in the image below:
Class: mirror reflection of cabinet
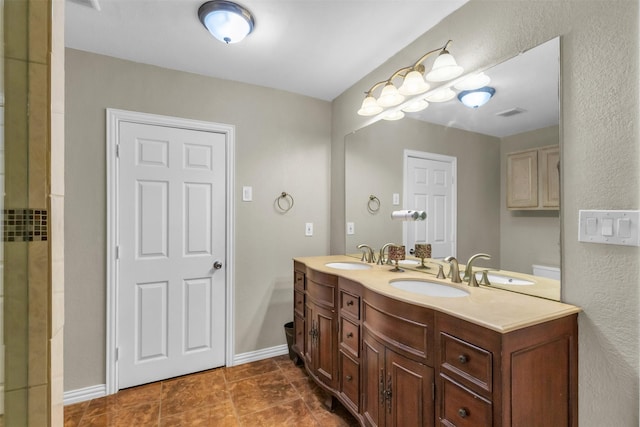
[506,145,559,210]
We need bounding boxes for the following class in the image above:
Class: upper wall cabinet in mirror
[344,38,561,300]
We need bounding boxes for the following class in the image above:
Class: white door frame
[403,149,457,258]
[106,108,235,394]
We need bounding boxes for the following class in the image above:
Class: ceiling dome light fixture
[458,86,496,108]
[198,0,255,44]
[357,40,464,118]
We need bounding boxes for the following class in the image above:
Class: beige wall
[345,118,500,263]
[331,1,639,425]
[64,49,331,391]
[500,126,560,274]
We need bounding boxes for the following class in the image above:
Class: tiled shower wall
[4,0,65,425]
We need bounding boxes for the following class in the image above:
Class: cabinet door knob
[458,408,469,418]
[346,300,354,306]
[458,354,468,364]
[346,375,353,382]
[346,332,353,338]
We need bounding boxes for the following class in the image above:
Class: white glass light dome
[199,1,255,44]
[458,87,496,108]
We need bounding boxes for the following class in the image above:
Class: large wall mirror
[344,38,561,300]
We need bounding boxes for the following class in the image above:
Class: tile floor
[64,355,360,426]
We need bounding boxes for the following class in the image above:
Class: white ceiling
[65,0,559,137]
[65,0,470,101]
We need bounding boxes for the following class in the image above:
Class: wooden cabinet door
[387,350,434,427]
[315,303,337,388]
[293,312,305,359]
[363,332,385,427]
[539,145,560,208]
[304,303,315,367]
[507,149,538,209]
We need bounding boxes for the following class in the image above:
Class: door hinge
[115,347,119,361]
[116,246,120,259]
[432,381,435,400]
[115,144,120,157]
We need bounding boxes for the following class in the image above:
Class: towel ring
[276,192,294,213]
[367,195,381,213]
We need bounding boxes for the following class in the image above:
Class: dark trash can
[284,321,295,360]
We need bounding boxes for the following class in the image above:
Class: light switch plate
[242,186,252,202]
[392,193,400,206]
[305,223,313,236]
[578,210,640,246]
[347,222,355,235]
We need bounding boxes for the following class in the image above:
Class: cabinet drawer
[294,271,305,291]
[294,290,305,317]
[307,278,336,308]
[440,375,492,427]
[339,351,360,412]
[340,291,360,319]
[440,332,492,394]
[340,318,360,357]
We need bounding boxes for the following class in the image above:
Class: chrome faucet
[377,243,398,265]
[463,253,492,287]
[444,256,462,283]
[357,244,376,263]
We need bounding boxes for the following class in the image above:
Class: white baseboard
[64,345,288,405]
[232,344,289,366]
[64,384,106,405]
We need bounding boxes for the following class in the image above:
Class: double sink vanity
[292,255,580,427]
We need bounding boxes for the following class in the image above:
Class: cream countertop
[294,255,580,334]
[345,253,561,301]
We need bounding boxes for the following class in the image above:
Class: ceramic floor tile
[228,371,300,416]
[160,400,239,427]
[161,368,229,416]
[115,382,161,409]
[278,359,309,381]
[81,395,118,419]
[224,358,280,382]
[114,402,160,426]
[64,356,357,427]
[238,398,318,427]
[310,404,360,427]
[64,401,88,427]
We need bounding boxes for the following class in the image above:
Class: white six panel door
[405,155,455,259]
[118,122,226,389]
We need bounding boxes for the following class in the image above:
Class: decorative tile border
[3,209,48,242]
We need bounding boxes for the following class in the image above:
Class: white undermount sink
[325,262,372,270]
[389,279,469,298]
[476,272,534,286]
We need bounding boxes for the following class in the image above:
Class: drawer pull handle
[346,300,354,306]
[346,332,354,338]
[458,354,469,364]
[346,375,353,382]
[458,408,469,418]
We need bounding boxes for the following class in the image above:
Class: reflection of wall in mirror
[500,125,560,274]
[345,118,500,264]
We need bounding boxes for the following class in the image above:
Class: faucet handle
[479,270,491,286]
[436,264,446,279]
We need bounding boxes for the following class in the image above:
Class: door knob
[213,261,223,270]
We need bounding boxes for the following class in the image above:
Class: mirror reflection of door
[404,150,457,259]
